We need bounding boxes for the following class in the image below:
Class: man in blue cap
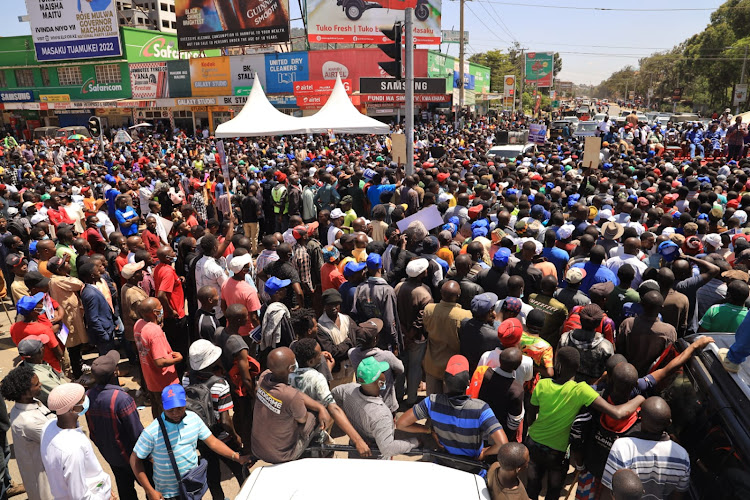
[259,277,295,362]
[352,253,403,353]
[339,261,366,316]
[478,247,512,298]
[459,292,501,374]
[11,292,64,373]
[131,383,250,500]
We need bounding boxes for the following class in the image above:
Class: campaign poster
[129,63,169,99]
[529,123,547,145]
[174,0,290,51]
[26,0,122,61]
[264,52,309,93]
[306,0,441,44]
[230,55,267,96]
[189,56,232,97]
[525,52,554,88]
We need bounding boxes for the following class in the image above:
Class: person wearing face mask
[251,346,333,464]
[134,298,182,419]
[131,383,251,500]
[40,382,113,499]
[85,350,146,500]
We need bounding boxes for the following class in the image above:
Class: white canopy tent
[215,74,390,137]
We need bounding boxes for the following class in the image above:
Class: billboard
[265,52,309,93]
[174,0,290,51]
[190,57,232,97]
[129,63,169,99]
[167,60,192,98]
[306,0,441,44]
[123,29,222,63]
[26,0,122,62]
[525,52,554,87]
[230,55,267,96]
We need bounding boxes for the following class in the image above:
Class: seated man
[251,347,332,464]
[332,356,419,459]
[396,354,508,471]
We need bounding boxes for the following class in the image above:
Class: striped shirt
[133,411,212,499]
[413,394,502,459]
[601,435,690,500]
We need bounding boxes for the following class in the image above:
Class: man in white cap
[221,253,262,335]
[327,208,345,244]
[41,383,112,499]
[183,340,245,499]
[554,267,591,312]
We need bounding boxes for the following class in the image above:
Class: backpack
[185,373,222,429]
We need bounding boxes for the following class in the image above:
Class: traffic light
[378,22,402,80]
[88,116,101,138]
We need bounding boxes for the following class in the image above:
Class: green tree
[468,50,517,92]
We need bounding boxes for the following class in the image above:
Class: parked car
[33,126,59,140]
[236,459,491,499]
[574,121,599,138]
[487,143,537,160]
[669,333,750,499]
[672,113,701,124]
[55,126,91,140]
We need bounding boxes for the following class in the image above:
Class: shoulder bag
[157,416,209,500]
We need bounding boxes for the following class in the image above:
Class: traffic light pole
[458,0,465,128]
[405,8,414,176]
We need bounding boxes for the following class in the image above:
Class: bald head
[138,298,162,323]
[623,237,640,255]
[612,469,644,500]
[640,396,672,433]
[455,254,472,275]
[267,347,296,381]
[499,347,522,372]
[441,280,461,303]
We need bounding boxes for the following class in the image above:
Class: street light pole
[456,0,465,129]
[405,8,414,176]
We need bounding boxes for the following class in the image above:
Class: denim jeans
[689,143,705,158]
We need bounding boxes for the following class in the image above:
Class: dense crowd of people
[0,108,747,500]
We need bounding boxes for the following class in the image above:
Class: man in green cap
[332,356,418,458]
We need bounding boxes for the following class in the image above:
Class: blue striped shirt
[133,411,212,498]
[413,394,502,458]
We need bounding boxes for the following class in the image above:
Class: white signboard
[26,0,122,61]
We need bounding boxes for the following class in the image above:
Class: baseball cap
[5,254,25,268]
[24,271,49,289]
[556,224,574,240]
[406,258,429,277]
[161,384,187,411]
[366,252,382,270]
[264,276,291,295]
[91,350,120,379]
[492,247,511,268]
[356,356,390,384]
[589,281,615,298]
[330,208,345,220]
[497,318,524,347]
[47,256,66,274]
[565,267,586,284]
[500,297,522,315]
[321,288,343,305]
[291,225,308,240]
[16,292,45,316]
[188,339,222,371]
[470,292,498,317]
[17,335,49,357]
[121,261,145,279]
[47,383,85,415]
[358,318,383,338]
[344,261,367,277]
[657,240,680,262]
[228,253,253,274]
[445,355,470,376]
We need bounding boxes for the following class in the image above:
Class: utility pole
[456,0,465,129]
[647,74,652,110]
[405,8,415,176]
[519,48,525,114]
[737,45,748,115]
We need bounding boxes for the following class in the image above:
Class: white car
[236,458,492,499]
[488,143,537,160]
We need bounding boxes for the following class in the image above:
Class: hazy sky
[4,0,726,84]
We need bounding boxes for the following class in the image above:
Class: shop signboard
[360,78,444,94]
[123,29,222,63]
[167,60,192,98]
[306,0,441,44]
[190,56,232,97]
[361,94,450,103]
[267,94,297,108]
[525,52,554,87]
[265,52,309,93]
[0,90,34,103]
[129,63,169,99]
[293,80,352,95]
[174,0,290,50]
[26,0,121,61]
[230,55,267,96]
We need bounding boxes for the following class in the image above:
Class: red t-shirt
[83,227,105,252]
[133,319,178,392]
[10,321,61,371]
[142,229,161,260]
[221,278,261,336]
[321,263,346,291]
[153,262,185,318]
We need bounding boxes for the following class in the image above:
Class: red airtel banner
[307,49,429,92]
[297,93,362,109]
[293,79,353,95]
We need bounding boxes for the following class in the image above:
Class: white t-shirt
[195,255,229,318]
[478,348,533,390]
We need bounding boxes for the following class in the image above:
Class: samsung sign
[0,90,34,102]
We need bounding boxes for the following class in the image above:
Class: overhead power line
[480,2,725,12]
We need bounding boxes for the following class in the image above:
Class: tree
[468,50,517,92]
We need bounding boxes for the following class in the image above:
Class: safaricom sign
[81,78,123,94]
[140,36,208,60]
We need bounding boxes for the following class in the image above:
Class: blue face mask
[77,396,90,416]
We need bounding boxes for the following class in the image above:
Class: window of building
[14,69,34,87]
[160,2,167,10]
[0,71,6,88]
[170,4,175,12]
[95,64,121,84]
[171,21,177,29]
[41,68,51,87]
[57,66,83,86]
[162,20,169,28]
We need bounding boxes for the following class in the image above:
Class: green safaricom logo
[81,77,123,94]
[140,36,205,60]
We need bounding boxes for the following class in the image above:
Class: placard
[390,133,407,165]
[583,136,602,169]
[396,205,444,232]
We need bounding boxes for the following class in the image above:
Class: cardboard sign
[391,134,407,165]
[397,205,444,233]
[583,136,602,169]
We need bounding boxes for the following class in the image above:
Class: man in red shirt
[221,253,262,336]
[134,297,182,417]
[83,215,106,255]
[142,216,162,260]
[154,245,188,374]
[321,245,346,291]
[10,292,64,371]
[45,193,75,228]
